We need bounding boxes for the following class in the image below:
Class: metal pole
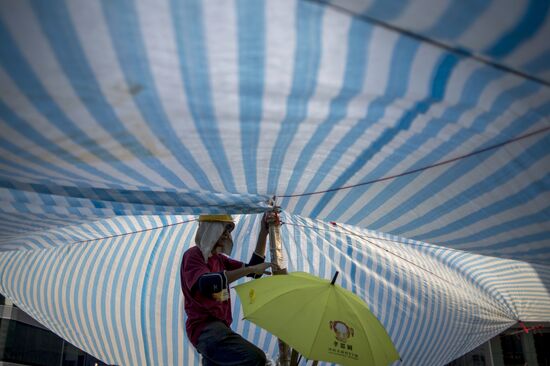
[487,338,495,366]
[59,339,65,366]
[267,206,291,366]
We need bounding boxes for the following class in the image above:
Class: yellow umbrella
[235,271,400,366]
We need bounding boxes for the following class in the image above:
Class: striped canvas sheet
[1,0,549,262]
[0,0,549,365]
[1,214,548,365]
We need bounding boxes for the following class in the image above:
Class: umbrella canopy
[235,271,400,366]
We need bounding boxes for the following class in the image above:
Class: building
[447,322,550,366]
[0,294,113,366]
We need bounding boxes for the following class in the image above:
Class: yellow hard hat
[198,214,235,232]
[198,214,234,223]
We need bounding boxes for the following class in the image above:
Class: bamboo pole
[267,206,291,366]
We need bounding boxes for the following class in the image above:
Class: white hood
[194,221,234,263]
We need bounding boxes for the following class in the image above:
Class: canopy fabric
[1,0,549,262]
[0,0,549,365]
[327,0,550,84]
[0,214,548,366]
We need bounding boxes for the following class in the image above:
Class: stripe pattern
[1,1,550,365]
[1,0,549,263]
[326,0,550,84]
[0,214,548,365]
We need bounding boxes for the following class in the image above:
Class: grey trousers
[196,321,267,366]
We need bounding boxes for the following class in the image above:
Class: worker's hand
[249,262,275,276]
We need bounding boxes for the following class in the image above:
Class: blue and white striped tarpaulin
[0,0,549,365]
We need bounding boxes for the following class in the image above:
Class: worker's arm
[197,263,273,296]
[243,212,274,278]
[226,263,273,284]
[253,212,270,257]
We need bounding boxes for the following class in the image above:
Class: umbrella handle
[330,271,339,285]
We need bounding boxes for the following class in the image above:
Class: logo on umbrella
[329,320,354,343]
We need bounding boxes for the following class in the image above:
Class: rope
[305,0,550,88]
[279,125,550,198]
[284,220,454,284]
[283,220,514,317]
[67,218,198,246]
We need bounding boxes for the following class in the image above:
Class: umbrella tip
[330,271,339,285]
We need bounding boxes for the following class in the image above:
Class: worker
[180,213,275,366]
